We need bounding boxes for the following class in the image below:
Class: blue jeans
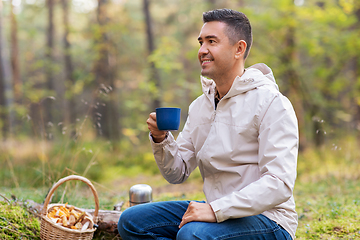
[118,200,292,240]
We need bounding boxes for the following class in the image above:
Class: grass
[0,201,40,239]
[294,136,360,239]
[0,133,359,239]
[295,178,360,239]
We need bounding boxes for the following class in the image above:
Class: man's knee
[117,207,137,235]
[176,222,204,240]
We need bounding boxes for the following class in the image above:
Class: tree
[10,1,21,102]
[61,0,77,137]
[44,0,55,137]
[93,0,120,141]
[0,0,7,139]
[143,0,161,110]
[351,3,360,140]
[277,1,309,149]
[296,0,360,143]
[0,0,14,139]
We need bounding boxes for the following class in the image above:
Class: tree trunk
[0,1,14,139]
[143,0,161,110]
[278,3,309,150]
[10,2,21,102]
[93,0,120,141]
[61,0,77,137]
[0,1,7,139]
[45,0,55,138]
[353,5,360,141]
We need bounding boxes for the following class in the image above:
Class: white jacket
[150,63,299,239]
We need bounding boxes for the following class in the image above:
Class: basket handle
[41,175,99,223]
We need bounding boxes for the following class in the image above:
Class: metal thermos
[129,184,153,206]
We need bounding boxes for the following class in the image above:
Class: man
[118,8,298,240]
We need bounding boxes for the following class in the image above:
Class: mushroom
[81,216,94,230]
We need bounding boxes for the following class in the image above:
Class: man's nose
[198,44,209,55]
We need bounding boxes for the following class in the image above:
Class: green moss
[0,201,40,240]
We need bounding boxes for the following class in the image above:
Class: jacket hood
[201,63,279,99]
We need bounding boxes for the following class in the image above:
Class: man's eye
[209,40,215,43]
[199,42,203,46]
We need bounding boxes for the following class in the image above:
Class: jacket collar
[201,63,279,100]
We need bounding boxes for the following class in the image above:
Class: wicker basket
[40,175,99,240]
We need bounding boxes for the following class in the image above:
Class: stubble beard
[200,64,217,80]
[201,65,224,83]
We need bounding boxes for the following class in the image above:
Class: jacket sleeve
[150,115,198,184]
[210,94,299,222]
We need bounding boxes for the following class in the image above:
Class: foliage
[247,0,360,146]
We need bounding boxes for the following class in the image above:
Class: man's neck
[214,67,245,99]
[215,81,233,99]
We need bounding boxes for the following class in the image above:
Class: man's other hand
[179,201,216,228]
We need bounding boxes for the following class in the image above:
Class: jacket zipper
[211,110,217,122]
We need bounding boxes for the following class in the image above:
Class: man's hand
[146,112,167,143]
[179,201,216,228]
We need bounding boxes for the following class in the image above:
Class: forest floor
[1,174,359,239]
[1,137,360,239]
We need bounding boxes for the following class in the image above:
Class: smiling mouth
[201,60,212,65]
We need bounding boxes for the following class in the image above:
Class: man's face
[197,21,238,81]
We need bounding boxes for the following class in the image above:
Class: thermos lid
[129,184,153,203]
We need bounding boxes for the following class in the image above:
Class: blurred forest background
[1,0,360,147]
[0,0,360,203]
[1,0,360,238]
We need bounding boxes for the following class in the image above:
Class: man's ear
[235,40,247,59]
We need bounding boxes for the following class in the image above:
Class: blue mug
[156,107,181,131]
